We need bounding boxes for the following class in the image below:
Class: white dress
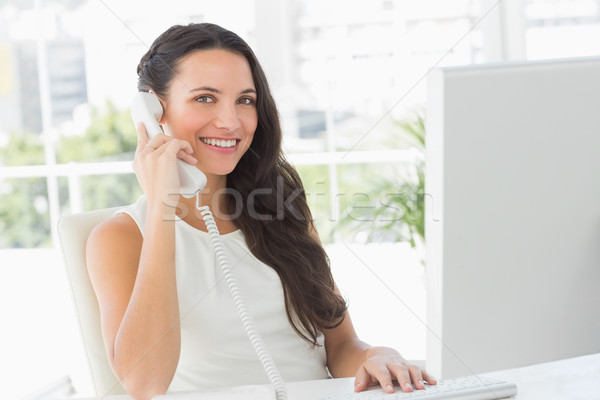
[117,196,329,392]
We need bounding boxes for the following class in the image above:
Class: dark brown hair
[137,23,346,345]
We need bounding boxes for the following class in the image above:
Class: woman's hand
[132,123,197,206]
[353,346,437,394]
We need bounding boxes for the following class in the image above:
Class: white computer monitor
[425,56,600,379]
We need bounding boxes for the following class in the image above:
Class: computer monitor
[425,56,600,378]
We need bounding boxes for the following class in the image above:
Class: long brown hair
[137,23,346,345]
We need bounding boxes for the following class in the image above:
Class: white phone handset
[131,91,207,198]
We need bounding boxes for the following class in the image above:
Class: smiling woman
[84,22,435,400]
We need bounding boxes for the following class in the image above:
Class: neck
[176,173,238,234]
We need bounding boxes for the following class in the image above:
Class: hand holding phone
[131,92,207,198]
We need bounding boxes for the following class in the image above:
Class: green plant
[337,109,426,262]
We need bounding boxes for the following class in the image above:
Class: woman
[86,23,435,400]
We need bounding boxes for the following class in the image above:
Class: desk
[86,353,600,399]
[479,352,600,399]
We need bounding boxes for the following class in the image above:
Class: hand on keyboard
[352,347,437,394]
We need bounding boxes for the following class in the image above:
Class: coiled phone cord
[196,196,288,400]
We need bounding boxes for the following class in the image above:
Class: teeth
[201,138,236,148]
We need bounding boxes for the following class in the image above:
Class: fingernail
[404,382,413,391]
[386,384,394,392]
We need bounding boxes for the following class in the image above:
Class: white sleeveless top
[117,196,329,392]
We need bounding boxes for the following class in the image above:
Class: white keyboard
[320,376,518,400]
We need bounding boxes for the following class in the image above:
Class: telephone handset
[130,91,207,198]
[129,93,287,399]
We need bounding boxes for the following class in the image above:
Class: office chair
[57,207,126,396]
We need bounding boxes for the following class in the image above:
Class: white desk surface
[88,353,600,400]
[479,352,600,399]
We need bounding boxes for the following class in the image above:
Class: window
[1,0,598,396]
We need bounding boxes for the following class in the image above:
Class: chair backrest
[57,207,126,396]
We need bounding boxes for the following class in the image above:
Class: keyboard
[319,376,518,400]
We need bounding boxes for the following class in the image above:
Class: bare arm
[323,285,437,394]
[87,207,181,400]
[86,124,198,400]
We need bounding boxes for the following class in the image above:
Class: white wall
[425,56,600,379]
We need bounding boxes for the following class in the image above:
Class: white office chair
[57,207,127,396]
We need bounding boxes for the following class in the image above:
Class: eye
[195,95,215,104]
[237,97,255,105]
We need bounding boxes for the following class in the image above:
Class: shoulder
[88,212,142,251]
[86,213,142,281]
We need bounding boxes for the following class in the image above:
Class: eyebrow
[189,86,257,95]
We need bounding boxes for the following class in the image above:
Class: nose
[212,103,241,132]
